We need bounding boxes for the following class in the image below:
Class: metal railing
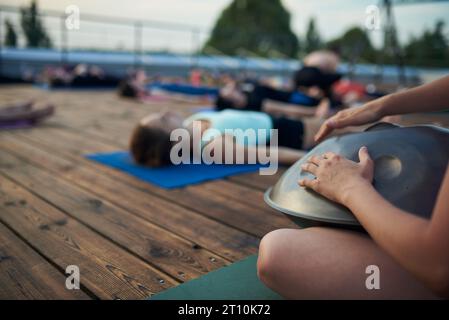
[0,4,211,65]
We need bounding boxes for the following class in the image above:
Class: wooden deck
[0,85,294,300]
[1,85,449,300]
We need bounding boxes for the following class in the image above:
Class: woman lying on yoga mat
[215,66,343,119]
[129,109,337,167]
[257,75,449,299]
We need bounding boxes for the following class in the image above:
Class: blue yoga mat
[86,151,264,189]
[149,83,219,96]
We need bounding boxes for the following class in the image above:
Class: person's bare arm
[206,134,305,165]
[344,169,449,298]
[380,75,449,116]
[278,147,306,164]
[315,75,449,142]
[262,99,316,118]
[240,143,305,165]
[300,148,449,297]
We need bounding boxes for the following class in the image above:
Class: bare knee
[257,227,336,291]
[257,229,295,287]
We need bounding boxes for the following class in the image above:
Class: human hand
[314,100,384,142]
[299,146,374,206]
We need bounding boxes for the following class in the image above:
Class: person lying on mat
[118,71,213,103]
[117,70,150,99]
[257,75,449,299]
[43,64,120,88]
[215,67,343,119]
[128,109,340,167]
[0,100,55,126]
[302,49,340,74]
[303,49,388,105]
[216,47,342,114]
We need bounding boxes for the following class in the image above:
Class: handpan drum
[264,123,449,230]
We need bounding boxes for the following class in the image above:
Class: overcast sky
[1,0,449,52]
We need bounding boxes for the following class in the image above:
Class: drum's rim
[264,124,449,228]
[264,187,361,227]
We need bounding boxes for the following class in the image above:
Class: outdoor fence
[0,4,435,84]
[0,5,211,64]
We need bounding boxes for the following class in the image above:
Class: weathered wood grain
[0,134,261,261]
[0,222,91,300]
[0,175,177,299]
[10,128,296,236]
[0,150,229,282]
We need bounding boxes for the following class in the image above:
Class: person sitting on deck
[257,75,449,299]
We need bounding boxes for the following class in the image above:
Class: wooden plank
[34,90,196,147]
[12,128,296,236]
[0,222,90,300]
[0,175,177,299]
[0,150,229,282]
[228,169,286,191]
[190,179,280,212]
[0,134,260,261]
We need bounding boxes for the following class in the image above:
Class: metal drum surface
[265,123,449,229]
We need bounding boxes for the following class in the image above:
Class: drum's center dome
[374,155,402,181]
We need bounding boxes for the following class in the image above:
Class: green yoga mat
[150,255,283,300]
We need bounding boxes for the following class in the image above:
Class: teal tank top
[183,110,273,148]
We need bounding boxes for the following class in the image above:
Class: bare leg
[257,227,438,299]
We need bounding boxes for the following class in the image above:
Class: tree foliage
[326,21,448,68]
[203,0,299,58]
[20,0,52,48]
[403,21,448,68]
[304,18,322,53]
[327,26,377,64]
[5,19,18,47]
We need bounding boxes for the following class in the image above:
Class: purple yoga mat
[0,120,35,129]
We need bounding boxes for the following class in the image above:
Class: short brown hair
[129,124,173,167]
